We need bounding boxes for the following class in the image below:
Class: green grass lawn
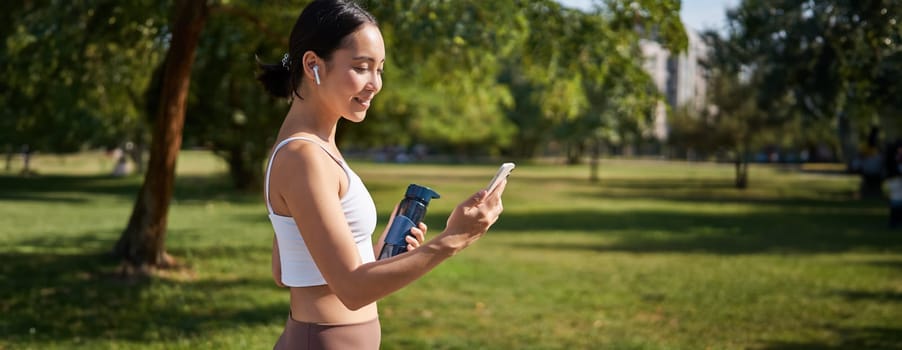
[1,151,900,349]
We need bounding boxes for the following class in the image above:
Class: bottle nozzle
[405,184,440,204]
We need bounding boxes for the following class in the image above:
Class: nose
[367,71,382,94]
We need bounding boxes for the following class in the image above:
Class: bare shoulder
[272,140,338,183]
[274,140,329,170]
[269,140,340,212]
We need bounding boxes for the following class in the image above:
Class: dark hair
[257,0,377,100]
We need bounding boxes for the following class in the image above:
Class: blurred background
[2,0,901,188]
[1,0,901,349]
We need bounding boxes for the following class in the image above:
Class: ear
[302,51,322,84]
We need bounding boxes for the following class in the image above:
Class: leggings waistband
[274,314,381,350]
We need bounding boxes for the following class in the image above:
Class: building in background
[640,30,709,141]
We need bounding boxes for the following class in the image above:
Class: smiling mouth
[354,97,371,108]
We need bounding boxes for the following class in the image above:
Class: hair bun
[256,60,292,99]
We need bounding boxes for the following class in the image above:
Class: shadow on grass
[758,325,902,349]
[578,189,870,211]
[0,234,284,344]
[865,260,902,271]
[492,201,898,255]
[0,174,259,204]
[834,290,902,303]
[575,176,863,204]
[471,171,895,255]
[11,228,109,246]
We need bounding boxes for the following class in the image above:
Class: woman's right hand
[439,179,507,254]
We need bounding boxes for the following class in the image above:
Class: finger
[474,189,489,203]
[488,191,505,216]
[410,226,425,243]
[462,189,488,207]
[405,235,420,249]
[484,179,507,208]
[418,222,428,237]
[490,178,508,197]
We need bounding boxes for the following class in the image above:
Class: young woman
[256,1,507,348]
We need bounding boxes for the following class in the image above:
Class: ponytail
[256,56,292,99]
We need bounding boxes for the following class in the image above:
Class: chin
[344,112,367,123]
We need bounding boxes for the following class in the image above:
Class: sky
[556,0,740,33]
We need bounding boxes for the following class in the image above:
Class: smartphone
[485,162,515,194]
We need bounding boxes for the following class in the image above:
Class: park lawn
[1,151,900,349]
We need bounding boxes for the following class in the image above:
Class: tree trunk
[589,137,600,183]
[566,141,584,165]
[5,146,12,172]
[735,153,748,189]
[837,111,856,170]
[114,0,209,270]
[21,145,32,177]
[226,146,261,191]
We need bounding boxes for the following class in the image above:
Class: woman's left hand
[406,222,427,250]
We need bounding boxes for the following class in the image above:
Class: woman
[257,1,507,349]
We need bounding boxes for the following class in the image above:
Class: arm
[275,144,505,310]
[272,234,286,288]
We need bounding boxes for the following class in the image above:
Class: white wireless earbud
[313,65,321,85]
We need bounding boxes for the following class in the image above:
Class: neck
[282,95,341,145]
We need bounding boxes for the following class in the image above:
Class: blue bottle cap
[405,184,440,204]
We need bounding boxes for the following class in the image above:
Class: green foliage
[2,0,692,183]
[495,0,686,159]
[184,2,298,190]
[724,0,902,153]
[605,0,688,53]
[348,0,688,160]
[1,0,169,152]
[351,0,528,152]
[670,30,805,187]
[668,71,761,157]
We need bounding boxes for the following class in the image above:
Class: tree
[725,0,902,195]
[350,0,525,156]
[669,26,812,189]
[670,72,774,189]
[184,7,291,190]
[1,1,167,167]
[0,0,692,270]
[115,0,209,270]
[500,0,686,182]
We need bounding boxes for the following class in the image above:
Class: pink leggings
[273,314,381,350]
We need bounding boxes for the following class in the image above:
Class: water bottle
[378,184,440,260]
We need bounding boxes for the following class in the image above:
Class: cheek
[344,72,369,90]
[327,73,356,97]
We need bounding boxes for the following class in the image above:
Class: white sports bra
[265,137,378,287]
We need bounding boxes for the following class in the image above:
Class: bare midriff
[289,285,378,325]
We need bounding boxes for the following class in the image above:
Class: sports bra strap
[265,137,345,215]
